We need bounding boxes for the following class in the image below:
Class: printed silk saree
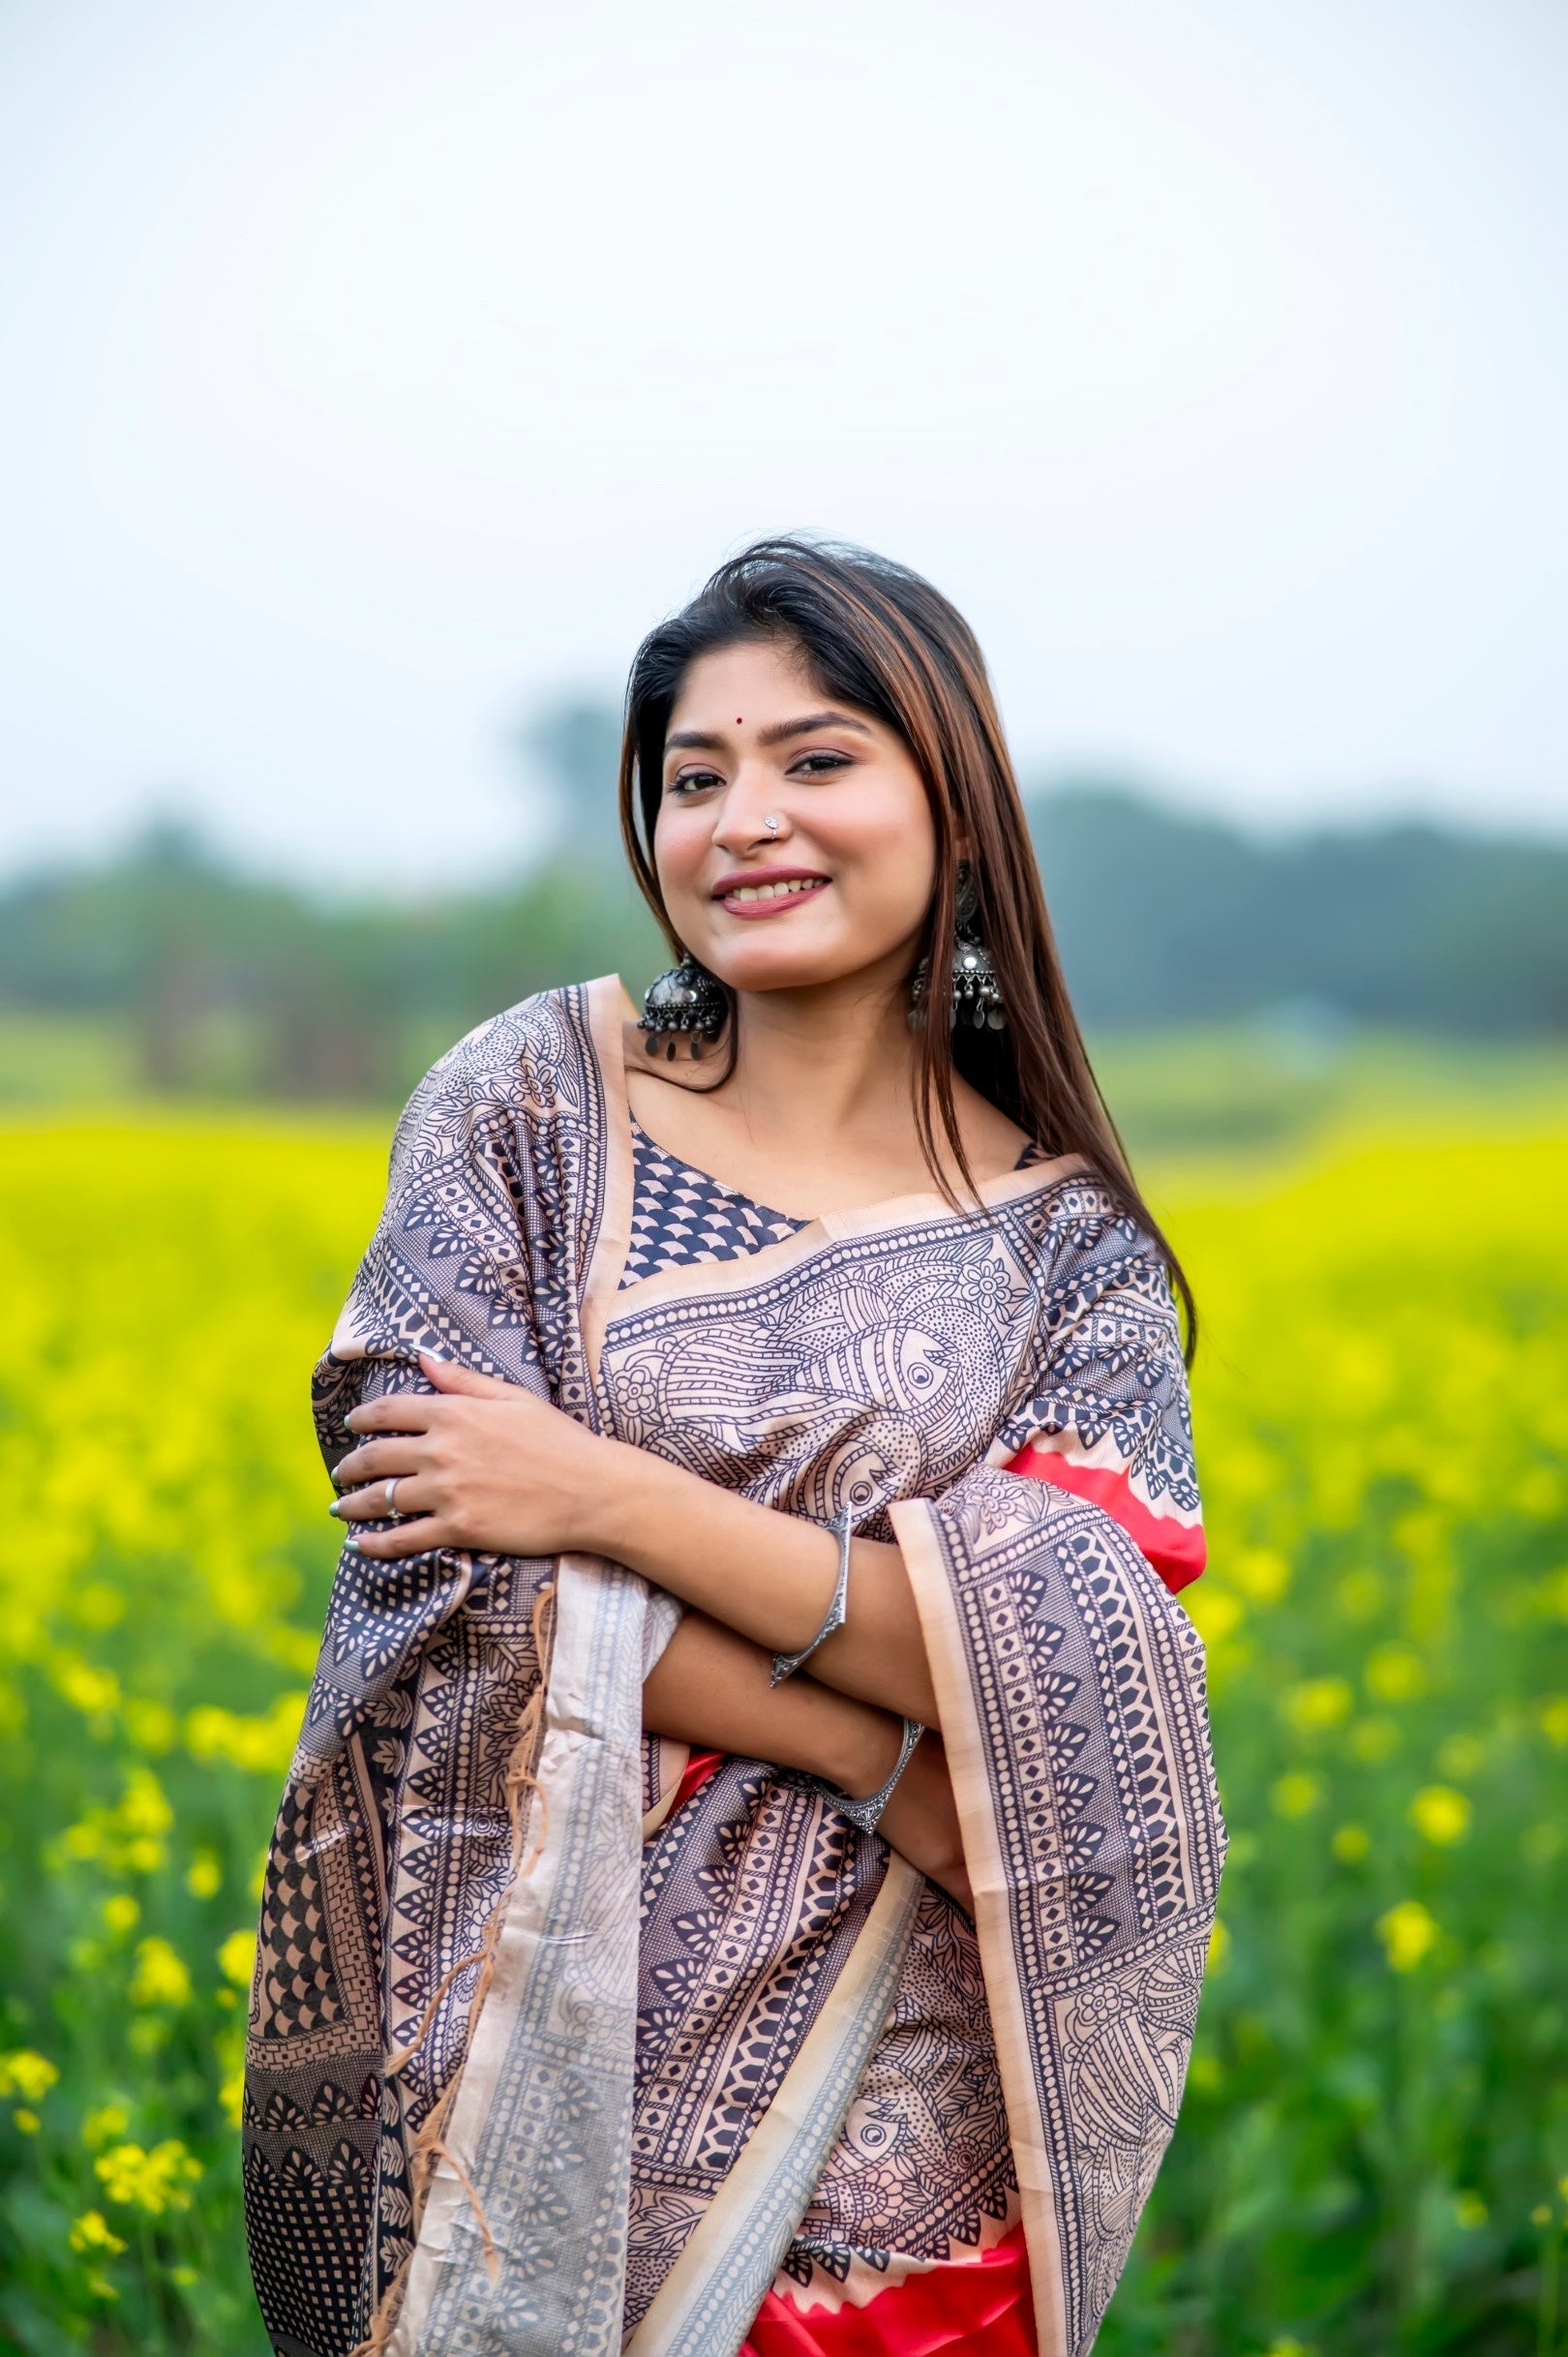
[243,977,1225,2357]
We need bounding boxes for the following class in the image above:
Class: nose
[711,762,789,856]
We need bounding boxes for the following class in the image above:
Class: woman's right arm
[643,1613,972,1912]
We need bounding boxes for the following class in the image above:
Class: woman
[242,539,1223,2357]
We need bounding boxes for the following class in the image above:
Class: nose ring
[763,814,781,835]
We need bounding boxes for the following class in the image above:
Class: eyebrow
[664,710,874,755]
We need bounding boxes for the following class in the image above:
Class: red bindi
[736,716,742,725]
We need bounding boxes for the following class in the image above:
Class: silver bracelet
[813,1717,926,1834]
[770,1502,856,1687]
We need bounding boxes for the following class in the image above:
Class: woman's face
[654,637,938,1003]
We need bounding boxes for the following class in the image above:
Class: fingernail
[328,1500,343,1519]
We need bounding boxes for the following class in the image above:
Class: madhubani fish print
[241,975,1224,2357]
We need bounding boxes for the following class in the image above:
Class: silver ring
[383,1477,402,1518]
[763,813,780,834]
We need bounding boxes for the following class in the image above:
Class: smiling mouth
[712,869,830,915]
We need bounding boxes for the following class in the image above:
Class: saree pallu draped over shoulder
[242,979,1225,2357]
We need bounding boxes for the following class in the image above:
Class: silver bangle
[770,1502,855,1686]
[813,1717,926,1834]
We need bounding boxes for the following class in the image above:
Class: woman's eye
[791,752,851,778]
[667,769,723,797]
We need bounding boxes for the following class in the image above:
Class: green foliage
[0,819,665,1103]
[1033,785,1568,1034]
[1,780,1563,1114]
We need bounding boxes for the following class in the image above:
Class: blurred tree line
[1036,781,1567,1033]
[1,703,1563,1103]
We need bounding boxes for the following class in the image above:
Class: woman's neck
[624,961,1033,1219]
[721,975,919,1150]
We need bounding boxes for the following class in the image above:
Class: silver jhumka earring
[638,952,728,1059]
[908,861,1006,1033]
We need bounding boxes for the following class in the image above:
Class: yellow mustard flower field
[1,1097,1565,2354]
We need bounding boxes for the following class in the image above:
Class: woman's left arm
[332,1353,940,1727]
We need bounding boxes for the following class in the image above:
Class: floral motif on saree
[242,979,1223,2357]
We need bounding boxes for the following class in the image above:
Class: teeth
[726,878,826,902]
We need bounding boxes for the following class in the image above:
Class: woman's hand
[643,1619,974,1917]
[876,1733,974,1918]
[335,1356,939,1731]
[331,1354,627,1562]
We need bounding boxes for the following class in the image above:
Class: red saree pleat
[671,1745,725,1815]
[741,2225,1036,2355]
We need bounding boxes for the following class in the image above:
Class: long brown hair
[618,535,1197,1361]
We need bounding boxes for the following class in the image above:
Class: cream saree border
[389,1552,651,2356]
[892,1476,1224,2357]
[624,1856,923,2357]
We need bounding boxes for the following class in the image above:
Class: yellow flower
[73,1584,125,1631]
[129,1937,193,2009]
[119,1768,173,1839]
[184,1693,306,1776]
[13,2108,41,2133]
[1518,1467,1562,1517]
[1410,1786,1470,1846]
[55,1655,120,1718]
[123,1699,176,1756]
[1349,1717,1398,1764]
[1377,1899,1439,1972]
[1453,2191,1487,2230]
[1234,1549,1290,1605]
[94,2139,203,2216]
[1192,1588,1244,1645]
[1436,1733,1483,1780]
[220,2069,246,2129]
[1272,1772,1321,1821]
[82,2103,131,2150]
[186,1852,223,1900]
[0,2049,59,2104]
[1332,1824,1370,1862]
[1536,1568,1568,1620]
[1367,1647,1427,1703]
[1207,1919,1230,1971]
[70,2210,128,2256]
[1282,1677,1352,1735]
[1541,1698,1568,1748]
[217,1928,257,1990]
[102,1893,140,1935]
[1534,2204,1553,2228]
[1334,1569,1381,1623]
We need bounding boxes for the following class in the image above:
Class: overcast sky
[2,0,1564,891]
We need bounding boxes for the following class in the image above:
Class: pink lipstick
[711,865,830,920]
